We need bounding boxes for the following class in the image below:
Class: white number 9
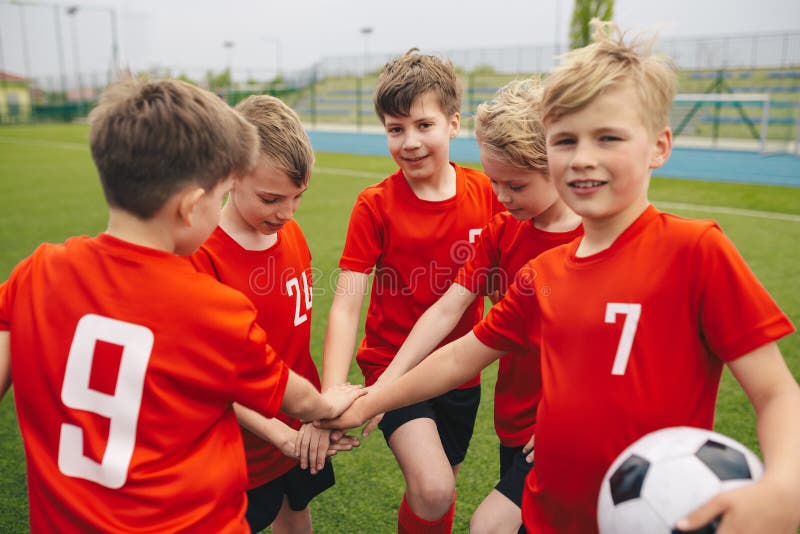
[58,314,154,489]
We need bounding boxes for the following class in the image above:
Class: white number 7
[58,314,153,489]
[604,303,641,376]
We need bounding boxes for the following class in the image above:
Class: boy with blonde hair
[192,94,355,533]
[368,76,581,533]
[322,22,800,534]
[321,49,502,533]
[0,78,362,533]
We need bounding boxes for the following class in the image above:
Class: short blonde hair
[235,95,314,187]
[543,20,676,135]
[89,77,258,219]
[374,48,462,123]
[475,77,547,172]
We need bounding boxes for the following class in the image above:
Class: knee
[469,508,495,534]
[407,476,455,515]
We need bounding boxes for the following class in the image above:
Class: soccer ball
[597,426,763,533]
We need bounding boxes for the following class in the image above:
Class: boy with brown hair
[322,22,800,534]
[321,49,502,533]
[369,76,581,533]
[192,94,356,533]
[0,77,362,533]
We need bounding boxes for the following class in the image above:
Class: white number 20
[604,303,641,376]
[58,314,153,489]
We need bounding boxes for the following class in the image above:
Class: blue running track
[307,130,800,187]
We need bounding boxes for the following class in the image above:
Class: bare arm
[0,331,9,402]
[234,403,298,458]
[320,332,504,430]
[377,283,477,385]
[321,270,369,391]
[678,342,800,533]
[281,369,365,422]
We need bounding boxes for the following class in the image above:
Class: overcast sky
[1,0,799,82]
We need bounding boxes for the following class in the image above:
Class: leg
[274,460,336,534]
[245,479,284,534]
[469,490,522,534]
[470,445,530,534]
[389,417,457,521]
[270,497,312,534]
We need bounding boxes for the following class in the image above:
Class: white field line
[316,166,800,223]
[0,136,88,151]
[654,201,800,223]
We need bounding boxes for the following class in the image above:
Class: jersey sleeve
[189,246,220,279]
[233,318,290,418]
[695,225,795,361]
[473,262,540,353]
[339,194,384,274]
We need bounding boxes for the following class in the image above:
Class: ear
[449,112,461,139]
[649,127,673,170]
[176,186,206,227]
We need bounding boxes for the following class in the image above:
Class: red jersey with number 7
[192,220,319,488]
[473,206,795,534]
[0,233,289,533]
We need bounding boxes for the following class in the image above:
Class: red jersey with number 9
[192,220,319,488]
[0,233,289,533]
[473,206,794,534]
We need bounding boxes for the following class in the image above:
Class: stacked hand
[294,424,360,474]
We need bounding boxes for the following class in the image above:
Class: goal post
[672,93,771,152]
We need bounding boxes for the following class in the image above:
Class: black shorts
[245,460,335,533]
[495,444,533,508]
[378,386,481,466]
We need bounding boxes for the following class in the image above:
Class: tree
[570,0,615,49]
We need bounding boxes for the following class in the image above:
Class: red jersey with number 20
[340,163,502,386]
[473,206,795,534]
[192,220,319,488]
[0,234,289,534]
[455,211,582,447]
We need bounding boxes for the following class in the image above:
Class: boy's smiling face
[383,91,459,184]
[545,82,671,227]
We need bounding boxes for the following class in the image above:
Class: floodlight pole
[360,27,373,76]
[262,36,282,80]
[223,40,234,99]
[66,6,82,107]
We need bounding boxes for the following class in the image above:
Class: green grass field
[0,123,798,533]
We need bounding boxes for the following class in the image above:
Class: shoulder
[653,210,722,248]
[457,165,492,186]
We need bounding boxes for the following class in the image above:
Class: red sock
[397,491,456,534]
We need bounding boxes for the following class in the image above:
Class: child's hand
[361,412,384,438]
[316,395,370,431]
[295,423,330,474]
[321,382,366,419]
[328,430,360,454]
[675,478,800,533]
[522,433,535,463]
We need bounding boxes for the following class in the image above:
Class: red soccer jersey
[473,206,795,534]
[455,212,582,447]
[340,163,503,387]
[192,221,318,488]
[0,234,289,534]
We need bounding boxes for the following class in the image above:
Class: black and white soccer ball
[597,426,763,533]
